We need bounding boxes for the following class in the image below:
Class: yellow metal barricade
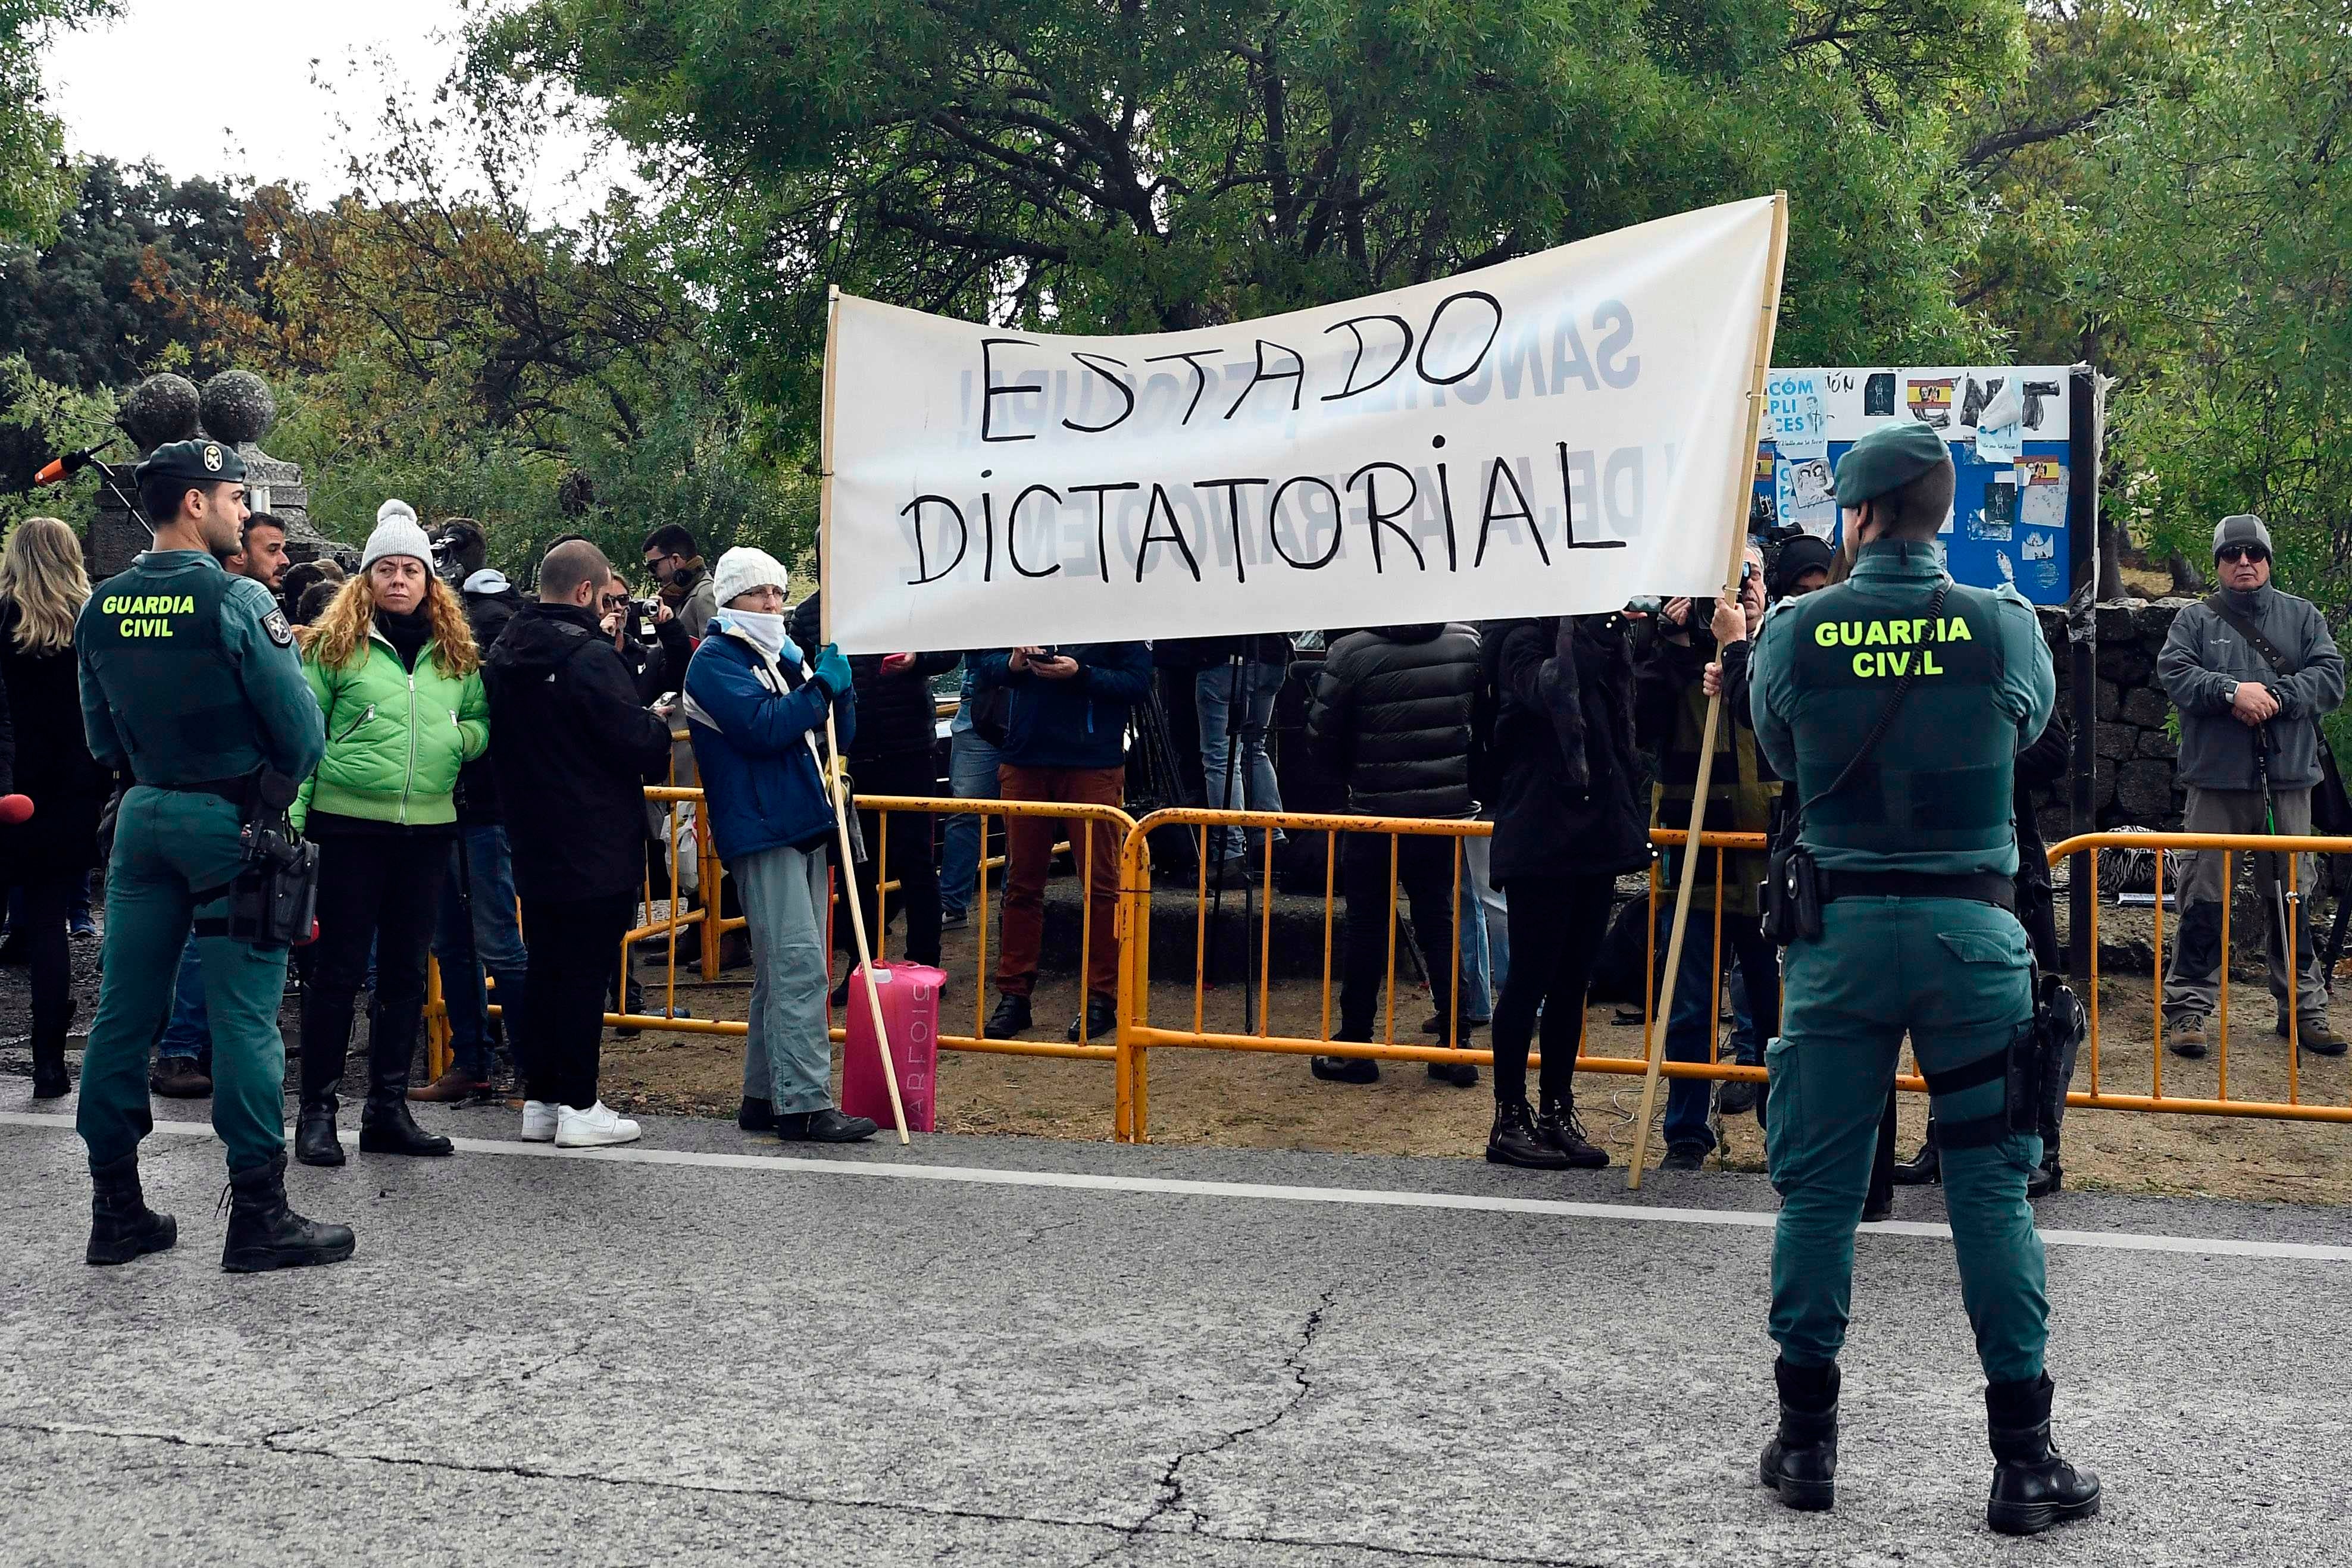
[1112,810,1774,1144]
[425,789,1135,1096]
[418,801,2352,1142]
[2047,830,2352,1123]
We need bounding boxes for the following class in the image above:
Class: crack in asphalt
[1081,1285,1340,1566]
[258,1333,597,1445]
[2,1414,1609,1566]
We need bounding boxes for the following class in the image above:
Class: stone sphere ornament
[119,374,202,453]
[199,370,277,446]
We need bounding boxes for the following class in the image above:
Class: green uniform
[75,549,324,1173]
[1750,538,2056,1382]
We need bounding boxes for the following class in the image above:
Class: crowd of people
[7,430,2341,1286]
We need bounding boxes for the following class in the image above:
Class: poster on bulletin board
[1754,366,2076,606]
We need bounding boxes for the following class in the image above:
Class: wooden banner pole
[1627,192,1790,1190]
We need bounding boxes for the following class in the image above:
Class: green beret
[133,438,245,487]
[1831,421,1948,508]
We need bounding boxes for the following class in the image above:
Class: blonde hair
[299,569,478,677]
[0,518,91,654]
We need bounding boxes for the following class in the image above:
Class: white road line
[5,1109,2347,1262]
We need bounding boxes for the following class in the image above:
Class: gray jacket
[2157,585,2345,790]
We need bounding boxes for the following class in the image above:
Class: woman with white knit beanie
[289,499,489,1166]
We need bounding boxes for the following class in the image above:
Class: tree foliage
[0,157,261,389]
[0,0,113,247]
[181,92,808,568]
[2088,0,2352,616]
[479,0,2023,423]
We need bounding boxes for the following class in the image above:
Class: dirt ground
[599,909,2352,1206]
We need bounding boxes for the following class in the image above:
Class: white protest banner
[821,195,1784,653]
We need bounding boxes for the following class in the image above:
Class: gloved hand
[811,643,853,702]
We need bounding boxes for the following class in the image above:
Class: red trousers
[994,763,1124,1001]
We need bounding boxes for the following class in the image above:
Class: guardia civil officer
[72,438,355,1273]
[1746,422,2098,1535]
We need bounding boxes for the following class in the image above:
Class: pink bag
[841,965,942,1133]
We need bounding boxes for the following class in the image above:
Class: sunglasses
[2217,545,2270,564]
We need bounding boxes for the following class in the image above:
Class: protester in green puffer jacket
[290,502,489,1168]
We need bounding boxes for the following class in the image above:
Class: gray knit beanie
[362,500,434,571]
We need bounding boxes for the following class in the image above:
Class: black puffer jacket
[455,569,525,824]
[1305,624,1480,817]
[1485,615,1650,884]
[789,590,961,760]
[483,601,677,902]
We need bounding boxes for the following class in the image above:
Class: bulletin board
[1753,366,2078,606]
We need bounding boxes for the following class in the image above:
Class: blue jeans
[940,723,1002,916]
[1449,851,1486,1025]
[1465,834,1509,1001]
[429,824,530,1079]
[736,840,834,1113]
[1195,662,1287,863]
[155,932,209,1064]
[1657,902,1778,1152]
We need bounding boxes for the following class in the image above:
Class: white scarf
[711,608,799,668]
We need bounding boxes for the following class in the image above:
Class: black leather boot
[1759,1358,1838,1511]
[86,1152,177,1266]
[359,1096,455,1156]
[1891,1118,1941,1185]
[984,993,1033,1040]
[221,1151,356,1273]
[1485,1098,1570,1169]
[1985,1372,2100,1535]
[1536,1097,1610,1169]
[295,1095,345,1167]
[775,1107,881,1143]
[2026,1144,2063,1200]
[30,1022,70,1100]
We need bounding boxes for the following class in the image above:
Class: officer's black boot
[30,1022,70,1100]
[221,1151,356,1273]
[295,1094,344,1167]
[1985,1372,2101,1535]
[1759,1358,1838,1510]
[86,1152,177,1265]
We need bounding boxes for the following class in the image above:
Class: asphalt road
[4,1081,2348,1568]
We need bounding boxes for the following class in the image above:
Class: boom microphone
[0,794,33,825]
[34,439,117,486]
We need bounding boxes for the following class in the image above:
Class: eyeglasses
[2217,545,2270,564]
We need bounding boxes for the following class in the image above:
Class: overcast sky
[44,0,621,216]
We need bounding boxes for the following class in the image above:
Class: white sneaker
[521,1100,559,1142]
[556,1101,641,1149]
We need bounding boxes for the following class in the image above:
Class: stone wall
[2032,597,2193,839]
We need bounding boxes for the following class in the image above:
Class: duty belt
[137,775,251,807]
[1821,869,2015,910]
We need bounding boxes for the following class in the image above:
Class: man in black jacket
[1305,623,1483,1087]
[484,540,677,1148]
[792,584,960,975]
[414,556,531,1101]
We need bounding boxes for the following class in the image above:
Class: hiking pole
[814,700,910,1146]
[2256,719,2305,1041]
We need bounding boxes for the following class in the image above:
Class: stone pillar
[86,370,336,579]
